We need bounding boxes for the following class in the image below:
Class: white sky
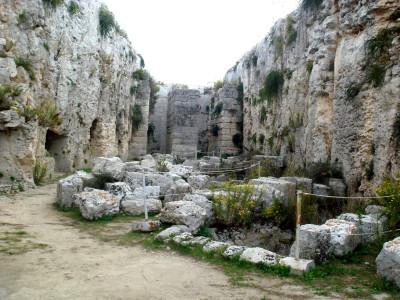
[103,0,300,87]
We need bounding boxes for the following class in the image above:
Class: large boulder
[159,201,207,232]
[249,177,296,201]
[56,172,97,208]
[73,189,120,220]
[145,173,174,194]
[124,172,145,190]
[168,165,193,179]
[164,179,192,202]
[290,224,331,263]
[105,182,132,200]
[203,241,230,253]
[223,246,248,258]
[93,157,124,181]
[140,155,157,169]
[280,177,313,193]
[338,213,386,243]
[187,175,210,190]
[182,194,213,221]
[121,190,162,216]
[323,219,361,257]
[252,184,285,209]
[376,237,400,288]
[240,247,279,265]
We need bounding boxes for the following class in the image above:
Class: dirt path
[0,184,337,300]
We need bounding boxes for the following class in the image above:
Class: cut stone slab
[73,189,120,221]
[279,257,315,274]
[187,174,210,190]
[131,220,160,232]
[105,182,132,200]
[140,155,157,169]
[56,172,97,209]
[155,225,190,241]
[203,241,230,253]
[280,177,313,193]
[290,224,331,263]
[132,186,160,199]
[168,165,193,179]
[182,194,213,221]
[252,184,285,209]
[328,178,346,197]
[188,236,210,246]
[172,232,194,245]
[376,237,400,288]
[240,247,279,265]
[145,173,174,194]
[92,157,124,180]
[124,172,145,190]
[159,201,207,232]
[121,196,162,216]
[223,245,247,258]
[323,219,361,257]
[164,179,192,202]
[312,184,331,196]
[338,213,386,243]
[249,177,296,201]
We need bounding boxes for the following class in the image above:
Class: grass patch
[0,230,47,255]
[68,1,80,16]
[14,57,35,80]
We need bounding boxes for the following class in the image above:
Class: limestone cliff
[222,0,400,194]
[0,0,151,187]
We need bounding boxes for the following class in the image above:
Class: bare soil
[0,183,342,300]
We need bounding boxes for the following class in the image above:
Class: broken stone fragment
[240,247,279,265]
[92,157,125,181]
[376,237,400,288]
[155,225,191,241]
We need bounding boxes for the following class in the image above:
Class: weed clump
[35,98,62,128]
[42,0,64,8]
[33,160,48,185]
[14,57,35,80]
[68,1,80,16]
[132,69,147,81]
[99,5,116,37]
[259,70,284,104]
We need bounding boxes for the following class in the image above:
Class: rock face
[0,0,152,186]
[376,237,400,288]
[221,0,400,193]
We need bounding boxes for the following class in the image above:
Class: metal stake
[143,172,148,220]
[295,190,302,260]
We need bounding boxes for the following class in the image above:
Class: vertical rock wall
[148,85,169,154]
[223,0,400,193]
[0,0,150,185]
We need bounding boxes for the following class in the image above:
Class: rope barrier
[300,192,394,200]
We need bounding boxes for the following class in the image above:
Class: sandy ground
[0,184,339,300]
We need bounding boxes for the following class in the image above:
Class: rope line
[300,192,394,200]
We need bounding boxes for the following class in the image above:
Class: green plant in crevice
[99,5,116,37]
[365,27,400,87]
[147,122,156,142]
[35,98,62,128]
[273,35,284,58]
[258,133,265,146]
[130,85,138,96]
[18,11,28,25]
[236,80,244,103]
[376,174,400,229]
[68,1,80,16]
[285,16,297,45]
[33,160,48,185]
[131,104,143,132]
[258,70,284,104]
[251,133,257,145]
[157,159,169,172]
[306,61,314,76]
[213,102,223,117]
[0,84,22,110]
[138,54,145,69]
[42,0,64,8]
[213,80,223,91]
[149,76,159,113]
[346,84,361,100]
[14,57,35,81]
[260,106,267,124]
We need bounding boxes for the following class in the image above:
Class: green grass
[0,230,48,255]
[14,57,35,80]
[99,5,116,37]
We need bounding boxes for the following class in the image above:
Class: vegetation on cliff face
[259,70,285,104]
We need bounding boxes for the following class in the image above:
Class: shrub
[33,160,48,185]
[35,98,62,128]
[258,133,265,145]
[213,102,223,117]
[346,84,361,99]
[376,175,400,229]
[302,0,323,10]
[211,124,219,137]
[99,5,116,37]
[131,104,142,132]
[287,133,295,153]
[251,133,257,144]
[232,133,243,148]
[132,69,147,81]
[14,57,35,80]
[213,81,223,91]
[43,43,50,52]
[18,11,28,25]
[366,27,400,87]
[285,17,297,45]
[306,61,314,75]
[157,159,169,172]
[42,0,64,8]
[0,84,22,110]
[262,197,287,226]
[213,182,258,227]
[68,1,80,16]
[250,159,283,179]
[147,122,155,138]
[259,70,284,104]
[17,104,37,122]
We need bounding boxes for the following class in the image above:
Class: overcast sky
[103,0,300,87]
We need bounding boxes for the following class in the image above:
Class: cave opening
[45,130,69,172]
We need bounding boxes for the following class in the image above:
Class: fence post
[258,161,261,178]
[195,147,198,161]
[143,171,148,220]
[295,190,302,260]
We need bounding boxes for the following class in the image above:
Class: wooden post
[258,161,261,178]
[143,172,148,220]
[295,190,302,260]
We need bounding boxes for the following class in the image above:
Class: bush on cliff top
[42,0,64,8]
[132,69,147,81]
[302,0,323,10]
[68,1,80,16]
[99,6,116,37]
